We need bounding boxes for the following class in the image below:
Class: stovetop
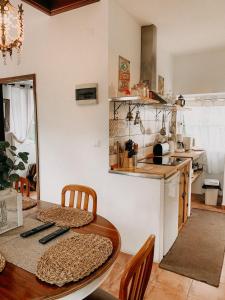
[138,156,186,166]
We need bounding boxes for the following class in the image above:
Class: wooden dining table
[0,201,121,300]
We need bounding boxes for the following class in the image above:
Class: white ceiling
[116,0,225,55]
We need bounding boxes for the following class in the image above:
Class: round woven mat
[0,252,6,273]
[23,198,37,210]
[36,233,113,286]
[36,207,94,228]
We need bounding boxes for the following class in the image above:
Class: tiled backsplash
[109,102,170,166]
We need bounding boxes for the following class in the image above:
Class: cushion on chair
[84,288,118,300]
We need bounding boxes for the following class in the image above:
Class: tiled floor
[192,193,225,214]
[101,194,225,300]
[102,253,225,300]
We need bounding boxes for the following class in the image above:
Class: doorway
[0,74,40,202]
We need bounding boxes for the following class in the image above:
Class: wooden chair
[15,177,30,197]
[85,235,155,300]
[61,185,97,217]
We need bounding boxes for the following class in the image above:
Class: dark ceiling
[22,0,100,15]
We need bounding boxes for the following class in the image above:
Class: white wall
[108,0,141,97]
[174,47,225,94]
[0,0,165,259]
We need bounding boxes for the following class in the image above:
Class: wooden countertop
[171,150,205,160]
[110,158,191,179]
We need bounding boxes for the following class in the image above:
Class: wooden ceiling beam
[22,0,100,16]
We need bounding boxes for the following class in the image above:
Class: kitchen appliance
[183,137,193,151]
[138,156,186,166]
[153,143,170,156]
[164,172,180,255]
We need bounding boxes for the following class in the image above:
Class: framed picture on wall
[118,56,130,95]
[158,75,164,96]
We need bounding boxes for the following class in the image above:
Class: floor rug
[160,209,225,286]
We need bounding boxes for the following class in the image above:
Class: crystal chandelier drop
[0,0,24,64]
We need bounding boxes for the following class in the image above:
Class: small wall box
[75,83,98,104]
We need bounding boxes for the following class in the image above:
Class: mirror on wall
[0,74,40,204]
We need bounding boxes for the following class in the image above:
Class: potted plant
[0,141,29,234]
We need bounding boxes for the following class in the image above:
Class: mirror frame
[0,74,40,200]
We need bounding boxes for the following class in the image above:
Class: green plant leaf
[6,158,14,168]
[18,152,29,163]
[17,162,25,170]
[10,146,17,151]
[0,141,9,150]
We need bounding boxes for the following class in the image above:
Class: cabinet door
[178,170,185,230]
[178,164,190,230]
[183,165,189,223]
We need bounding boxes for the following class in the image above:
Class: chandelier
[0,0,24,64]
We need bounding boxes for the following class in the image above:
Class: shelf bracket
[113,102,123,120]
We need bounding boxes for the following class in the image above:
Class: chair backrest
[61,185,97,217]
[119,235,155,300]
[15,177,30,197]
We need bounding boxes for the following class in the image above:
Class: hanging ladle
[160,111,166,136]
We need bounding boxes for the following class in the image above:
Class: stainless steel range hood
[141,24,157,91]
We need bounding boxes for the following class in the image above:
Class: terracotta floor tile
[220,262,225,284]
[102,251,225,300]
[188,280,225,300]
[146,284,187,300]
[156,269,192,296]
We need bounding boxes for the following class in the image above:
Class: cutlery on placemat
[39,227,70,244]
[20,222,55,238]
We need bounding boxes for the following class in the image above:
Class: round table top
[0,201,121,300]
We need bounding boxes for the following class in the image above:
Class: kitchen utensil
[39,227,70,244]
[160,112,166,136]
[20,222,55,238]
[183,137,192,151]
[134,111,141,125]
[140,118,145,134]
[126,106,133,122]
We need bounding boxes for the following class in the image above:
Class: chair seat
[84,288,118,300]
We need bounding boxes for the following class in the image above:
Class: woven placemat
[0,253,6,272]
[23,198,37,210]
[36,233,113,287]
[0,218,75,275]
[36,206,94,227]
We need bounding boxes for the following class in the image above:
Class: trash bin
[202,179,221,206]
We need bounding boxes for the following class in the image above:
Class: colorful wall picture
[118,56,130,94]
[158,75,164,96]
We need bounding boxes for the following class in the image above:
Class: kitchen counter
[171,150,205,160]
[110,157,191,179]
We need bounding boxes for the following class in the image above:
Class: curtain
[183,105,225,175]
[4,85,34,143]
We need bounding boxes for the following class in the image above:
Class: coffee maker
[176,134,185,153]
